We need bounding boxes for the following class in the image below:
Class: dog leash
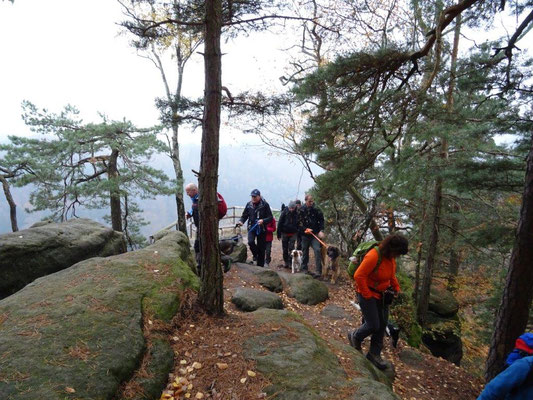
[304,228,329,248]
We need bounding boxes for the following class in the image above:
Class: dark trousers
[301,235,322,274]
[296,232,302,250]
[354,293,389,356]
[265,241,272,264]
[248,230,267,267]
[281,233,297,266]
[194,238,201,275]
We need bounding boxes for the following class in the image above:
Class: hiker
[298,194,325,278]
[264,217,276,268]
[347,234,408,370]
[186,183,228,274]
[236,189,273,267]
[294,199,303,250]
[477,333,533,399]
[277,201,299,268]
[185,183,201,271]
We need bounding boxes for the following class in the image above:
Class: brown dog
[321,246,341,283]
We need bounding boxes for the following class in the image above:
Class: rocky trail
[159,240,484,400]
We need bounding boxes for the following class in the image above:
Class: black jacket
[298,204,324,235]
[277,208,299,238]
[239,199,273,230]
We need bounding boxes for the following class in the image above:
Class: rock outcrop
[422,284,463,365]
[0,231,198,400]
[0,218,126,299]
[243,309,399,399]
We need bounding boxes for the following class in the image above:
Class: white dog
[291,249,303,274]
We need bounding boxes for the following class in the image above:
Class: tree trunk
[485,136,533,381]
[414,241,423,305]
[447,213,461,291]
[417,176,443,326]
[416,14,460,326]
[171,122,187,234]
[0,175,18,232]
[198,0,223,315]
[108,149,123,232]
[347,186,383,241]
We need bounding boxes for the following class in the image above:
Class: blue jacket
[477,356,533,400]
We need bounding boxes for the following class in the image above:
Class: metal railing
[187,206,245,239]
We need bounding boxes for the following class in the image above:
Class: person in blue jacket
[477,355,533,399]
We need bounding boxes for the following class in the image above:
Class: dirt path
[159,239,484,400]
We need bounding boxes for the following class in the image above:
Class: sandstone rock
[422,311,463,365]
[0,218,126,299]
[429,285,459,317]
[0,231,199,399]
[320,304,350,320]
[232,263,283,292]
[279,271,329,305]
[231,287,283,311]
[243,309,399,400]
[229,243,247,263]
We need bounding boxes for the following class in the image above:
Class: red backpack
[217,193,227,219]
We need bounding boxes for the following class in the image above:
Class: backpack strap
[369,246,383,290]
[370,246,382,276]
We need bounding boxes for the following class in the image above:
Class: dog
[291,249,303,274]
[321,245,341,284]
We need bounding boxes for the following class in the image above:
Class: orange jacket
[353,248,400,300]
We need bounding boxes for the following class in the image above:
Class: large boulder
[0,231,199,400]
[243,309,399,400]
[232,263,283,292]
[229,243,247,263]
[429,285,459,317]
[0,218,125,299]
[279,271,329,305]
[422,311,463,365]
[231,287,283,311]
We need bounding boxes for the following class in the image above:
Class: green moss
[390,270,422,347]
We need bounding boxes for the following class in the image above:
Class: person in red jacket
[264,217,277,268]
[348,234,408,370]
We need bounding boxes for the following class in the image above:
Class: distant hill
[0,144,320,237]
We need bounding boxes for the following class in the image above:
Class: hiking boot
[347,331,362,351]
[366,353,387,370]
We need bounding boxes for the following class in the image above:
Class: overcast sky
[0,0,289,145]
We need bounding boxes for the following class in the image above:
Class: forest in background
[1,0,533,382]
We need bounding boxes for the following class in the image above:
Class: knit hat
[288,201,296,209]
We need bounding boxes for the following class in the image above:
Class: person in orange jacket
[348,234,408,370]
[264,217,277,268]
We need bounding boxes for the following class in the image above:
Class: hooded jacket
[239,198,273,231]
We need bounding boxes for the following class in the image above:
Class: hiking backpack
[506,333,533,366]
[217,193,228,219]
[347,240,382,279]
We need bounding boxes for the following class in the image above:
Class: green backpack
[347,241,382,279]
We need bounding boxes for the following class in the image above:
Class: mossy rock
[231,287,283,311]
[243,309,399,400]
[422,312,463,365]
[429,285,459,317]
[229,243,247,263]
[0,231,199,400]
[0,218,125,299]
[279,272,329,305]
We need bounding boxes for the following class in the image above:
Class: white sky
[0,0,289,145]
